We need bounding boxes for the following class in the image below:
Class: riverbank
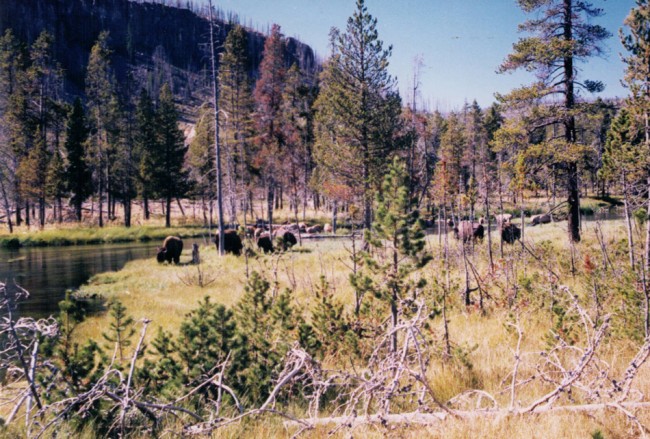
[0,224,212,248]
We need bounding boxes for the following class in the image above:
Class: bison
[157,236,183,264]
[256,232,274,254]
[274,228,297,250]
[214,229,243,255]
[306,224,322,234]
[453,221,484,243]
[501,222,521,244]
[531,214,551,226]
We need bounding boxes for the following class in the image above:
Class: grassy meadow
[50,215,650,438]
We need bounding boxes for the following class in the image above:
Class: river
[0,241,186,318]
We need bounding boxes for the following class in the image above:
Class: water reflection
[0,242,166,318]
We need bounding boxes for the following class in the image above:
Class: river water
[0,241,166,318]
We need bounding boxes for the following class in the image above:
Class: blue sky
[211,0,635,111]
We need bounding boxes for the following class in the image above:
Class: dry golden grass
[21,216,650,437]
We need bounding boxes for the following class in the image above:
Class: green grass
[0,225,210,248]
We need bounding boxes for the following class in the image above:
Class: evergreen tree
[600,108,642,269]
[219,24,254,223]
[177,296,238,384]
[366,158,430,352]
[154,83,188,227]
[498,0,611,243]
[86,31,117,227]
[134,88,157,220]
[46,143,66,223]
[0,29,29,226]
[254,24,286,234]
[17,127,49,228]
[64,98,92,222]
[314,0,402,232]
[102,299,135,364]
[621,0,650,274]
[234,271,295,404]
[187,104,216,224]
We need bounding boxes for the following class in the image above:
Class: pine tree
[134,88,157,220]
[17,127,49,228]
[177,296,237,384]
[254,24,286,235]
[46,143,66,223]
[102,299,135,364]
[64,98,92,222]
[0,29,29,226]
[219,24,254,224]
[600,108,642,269]
[187,104,216,224]
[154,83,188,227]
[351,158,430,353]
[86,31,117,227]
[314,0,402,232]
[498,0,611,243]
[234,271,296,403]
[621,0,650,275]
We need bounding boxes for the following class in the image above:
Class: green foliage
[233,271,296,404]
[178,296,238,384]
[138,327,182,397]
[64,98,92,220]
[153,83,189,227]
[355,157,430,352]
[314,0,402,228]
[310,276,354,358]
[102,299,135,364]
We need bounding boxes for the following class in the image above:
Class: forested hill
[0,0,318,106]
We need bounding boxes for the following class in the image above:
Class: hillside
[0,0,318,113]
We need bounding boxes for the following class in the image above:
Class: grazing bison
[214,229,243,255]
[157,236,183,264]
[453,221,484,243]
[531,214,551,226]
[274,229,297,250]
[306,225,322,234]
[501,222,521,244]
[256,232,274,253]
[495,213,513,227]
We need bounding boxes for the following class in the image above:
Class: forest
[1,0,650,437]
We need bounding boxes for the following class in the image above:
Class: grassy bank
[0,224,211,248]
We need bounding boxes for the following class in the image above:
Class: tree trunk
[25,200,30,228]
[124,198,131,228]
[623,172,635,271]
[143,196,150,220]
[567,162,581,242]
[267,182,274,237]
[0,176,13,233]
[98,178,104,228]
[165,196,171,227]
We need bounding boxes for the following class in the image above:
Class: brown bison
[501,222,521,244]
[453,221,484,243]
[214,229,243,255]
[274,228,297,250]
[531,214,551,226]
[306,225,322,234]
[157,236,183,264]
[256,232,274,254]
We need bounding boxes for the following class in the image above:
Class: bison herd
[157,212,551,263]
[156,220,336,264]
